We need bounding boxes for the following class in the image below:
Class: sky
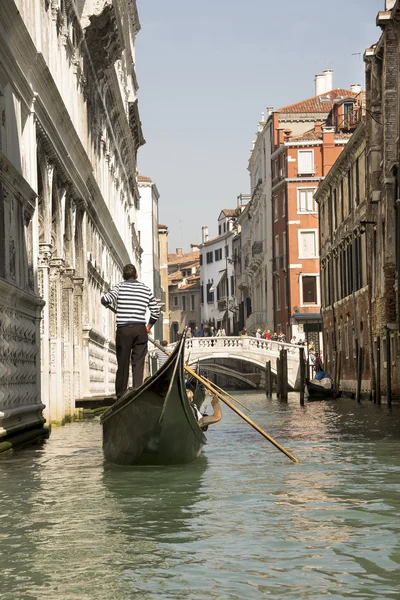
[135,0,381,253]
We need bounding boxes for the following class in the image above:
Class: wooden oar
[201,377,252,413]
[149,336,299,464]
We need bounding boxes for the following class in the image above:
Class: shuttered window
[298,150,314,174]
[298,230,318,258]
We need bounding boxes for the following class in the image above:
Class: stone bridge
[170,337,305,390]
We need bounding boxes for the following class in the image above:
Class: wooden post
[281,349,288,400]
[386,329,392,408]
[376,336,381,405]
[265,361,272,398]
[333,350,338,399]
[356,346,362,403]
[299,346,305,405]
[276,357,281,398]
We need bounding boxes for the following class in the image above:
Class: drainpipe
[394,168,400,332]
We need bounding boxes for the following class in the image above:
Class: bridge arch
[173,337,303,390]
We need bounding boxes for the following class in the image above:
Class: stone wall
[0,0,145,431]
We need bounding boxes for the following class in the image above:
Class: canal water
[1,393,400,600]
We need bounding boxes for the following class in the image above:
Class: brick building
[363,1,400,400]
[315,0,400,400]
[271,87,359,346]
[315,117,368,394]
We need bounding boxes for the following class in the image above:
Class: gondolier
[101,264,160,398]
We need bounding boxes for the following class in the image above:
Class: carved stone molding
[84,4,122,82]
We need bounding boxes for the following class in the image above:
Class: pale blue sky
[136,0,381,252]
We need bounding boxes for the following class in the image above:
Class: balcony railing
[252,241,263,256]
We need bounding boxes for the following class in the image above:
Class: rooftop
[277,89,358,114]
[168,250,201,266]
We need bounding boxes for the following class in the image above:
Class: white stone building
[0,0,145,441]
[199,211,238,335]
[137,175,163,342]
[244,112,275,334]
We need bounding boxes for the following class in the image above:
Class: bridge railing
[172,336,305,357]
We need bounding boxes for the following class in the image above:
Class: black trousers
[115,324,148,397]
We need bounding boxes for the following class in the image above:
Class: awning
[291,313,321,321]
[209,270,226,293]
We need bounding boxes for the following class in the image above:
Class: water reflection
[0,398,400,599]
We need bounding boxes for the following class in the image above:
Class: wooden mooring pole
[386,329,392,408]
[281,349,288,400]
[299,346,305,405]
[376,337,381,405]
[265,361,272,398]
[276,357,281,398]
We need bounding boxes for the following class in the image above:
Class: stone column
[73,277,84,401]
[38,243,52,422]
[48,257,65,423]
[62,267,75,418]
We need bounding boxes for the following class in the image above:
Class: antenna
[352,52,364,87]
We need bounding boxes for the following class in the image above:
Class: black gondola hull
[101,337,206,465]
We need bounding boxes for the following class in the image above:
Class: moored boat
[100,336,207,465]
[306,375,336,400]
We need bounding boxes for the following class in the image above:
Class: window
[230,275,234,296]
[173,296,179,307]
[298,188,317,213]
[282,189,286,217]
[298,230,318,259]
[298,150,314,175]
[275,279,281,311]
[274,195,278,221]
[282,231,287,268]
[200,284,204,304]
[206,282,214,303]
[200,254,203,266]
[182,295,186,311]
[206,251,213,264]
[218,224,221,235]
[225,245,229,258]
[215,248,222,261]
[355,158,360,205]
[223,223,226,233]
[284,275,288,308]
[190,294,195,311]
[274,235,280,269]
[301,275,318,305]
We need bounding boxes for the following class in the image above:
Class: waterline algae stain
[0,392,399,599]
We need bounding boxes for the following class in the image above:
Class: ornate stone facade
[0,0,144,433]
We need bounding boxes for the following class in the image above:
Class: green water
[1,393,400,599]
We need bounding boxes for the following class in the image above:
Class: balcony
[252,241,263,256]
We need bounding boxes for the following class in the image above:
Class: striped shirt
[156,348,169,369]
[101,279,160,327]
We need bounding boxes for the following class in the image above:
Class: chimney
[176,248,183,256]
[202,226,208,244]
[315,73,326,96]
[314,122,322,133]
[266,106,274,117]
[283,128,292,141]
[386,0,395,9]
[190,243,199,252]
[350,84,362,94]
[277,128,285,145]
[323,69,333,93]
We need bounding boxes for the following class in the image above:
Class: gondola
[100,335,207,465]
